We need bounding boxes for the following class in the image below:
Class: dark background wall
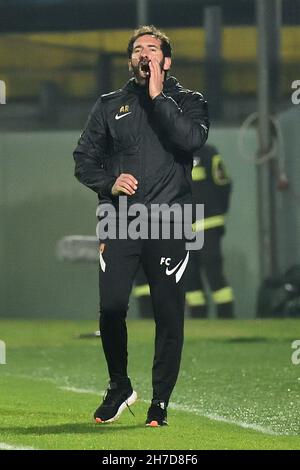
[1,0,299,33]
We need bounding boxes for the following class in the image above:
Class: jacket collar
[123,76,182,96]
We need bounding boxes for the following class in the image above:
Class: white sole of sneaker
[95,391,138,424]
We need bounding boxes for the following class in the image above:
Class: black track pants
[98,235,189,405]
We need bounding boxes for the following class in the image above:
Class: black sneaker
[94,380,137,424]
[145,400,168,427]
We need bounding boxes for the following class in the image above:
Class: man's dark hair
[127,25,172,59]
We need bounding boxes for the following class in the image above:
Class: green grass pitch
[0,319,300,450]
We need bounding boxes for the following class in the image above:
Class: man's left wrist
[151,92,162,100]
[151,92,165,102]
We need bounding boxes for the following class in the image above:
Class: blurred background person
[133,143,234,319]
[185,143,234,318]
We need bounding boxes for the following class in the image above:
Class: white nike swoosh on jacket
[115,112,132,120]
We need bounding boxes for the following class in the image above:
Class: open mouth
[139,59,150,76]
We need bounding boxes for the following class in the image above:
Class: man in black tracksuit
[73,26,209,427]
[185,144,234,318]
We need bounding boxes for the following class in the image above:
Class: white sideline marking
[0,442,36,450]
[58,385,283,436]
[168,403,280,436]
[59,386,103,394]
[2,371,59,384]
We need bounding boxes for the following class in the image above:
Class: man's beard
[131,57,165,86]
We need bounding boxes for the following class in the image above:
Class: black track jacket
[73,76,209,213]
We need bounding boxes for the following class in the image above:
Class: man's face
[129,34,171,85]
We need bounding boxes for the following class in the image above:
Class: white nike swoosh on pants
[165,251,190,283]
[165,259,184,276]
[99,252,106,272]
[175,251,190,283]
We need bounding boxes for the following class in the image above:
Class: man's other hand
[111,173,138,196]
